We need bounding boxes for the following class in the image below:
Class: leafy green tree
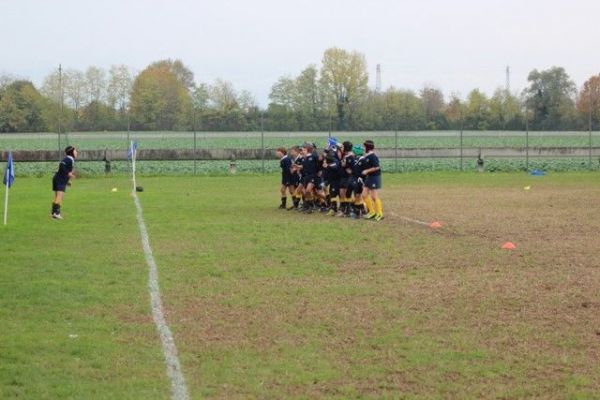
[0,80,49,132]
[319,47,369,130]
[444,94,463,130]
[523,67,577,130]
[420,86,446,129]
[129,61,192,130]
[489,89,523,129]
[381,87,426,130]
[464,89,491,130]
[78,100,117,131]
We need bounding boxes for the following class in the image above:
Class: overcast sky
[2,0,600,106]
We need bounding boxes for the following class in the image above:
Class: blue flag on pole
[3,152,15,188]
[127,141,138,159]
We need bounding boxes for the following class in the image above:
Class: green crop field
[2,172,600,399]
[1,131,600,151]
[2,131,600,175]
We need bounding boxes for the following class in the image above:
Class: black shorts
[302,174,321,188]
[340,177,351,189]
[365,175,382,190]
[349,177,363,195]
[292,174,301,187]
[282,174,294,186]
[52,175,68,192]
[329,180,341,197]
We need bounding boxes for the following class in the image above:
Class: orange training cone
[501,242,516,250]
[430,221,442,229]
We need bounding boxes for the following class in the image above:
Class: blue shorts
[365,175,382,190]
[52,175,68,192]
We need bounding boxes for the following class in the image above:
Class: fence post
[394,129,399,172]
[459,121,464,172]
[127,111,130,144]
[525,108,529,172]
[589,95,593,170]
[261,113,265,174]
[193,131,197,175]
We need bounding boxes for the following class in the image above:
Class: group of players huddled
[276,138,384,221]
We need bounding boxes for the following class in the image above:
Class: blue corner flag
[3,152,14,188]
[127,141,138,160]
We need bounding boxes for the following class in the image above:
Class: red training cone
[501,242,516,250]
[430,221,442,229]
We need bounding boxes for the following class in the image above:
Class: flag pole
[3,172,9,226]
[131,140,137,192]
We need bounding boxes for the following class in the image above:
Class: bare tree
[107,64,134,111]
[85,66,107,104]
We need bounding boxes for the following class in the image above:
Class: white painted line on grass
[390,212,431,227]
[133,192,190,400]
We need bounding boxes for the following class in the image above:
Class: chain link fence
[1,130,600,176]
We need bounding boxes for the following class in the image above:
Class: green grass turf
[1,172,599,398]
[0,177,169,399]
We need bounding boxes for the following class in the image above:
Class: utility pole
[375,64,382,93]
[58,64,63,160]
[505,65,510,93]
[589,90,593,169]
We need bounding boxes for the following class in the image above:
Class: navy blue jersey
[341,154,356,178]
[55,156,74,181]
[353,155,368,178]
[301,153,318,176]
[323,157,341,182]
[362,152,381,176]
[293,155,303,177]
[280,155,292,179]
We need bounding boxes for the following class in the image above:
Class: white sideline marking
[133,193,190,400]
[390,212,431,227]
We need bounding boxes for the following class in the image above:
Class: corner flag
[3,152,15,225]
[128,141,138,160]
[3,152,14,188]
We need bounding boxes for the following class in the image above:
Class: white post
[131,141,137,193]
[3,175,9,226]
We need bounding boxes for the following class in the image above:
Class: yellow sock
[364,197,375,214]
[375,198,383,216]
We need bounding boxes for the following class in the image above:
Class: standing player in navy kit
[51,146,77,220]
[361,140,384,221]
[297,143,325,213]
[276,147,294,209]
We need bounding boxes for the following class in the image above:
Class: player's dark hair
[343,141,353,152]
[363,140,375,151]
[65,146,76,157]
[277,147,287,155]
[303,142,314,152]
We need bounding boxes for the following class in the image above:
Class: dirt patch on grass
[159,175,600,398]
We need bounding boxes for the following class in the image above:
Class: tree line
[1,48,599,133]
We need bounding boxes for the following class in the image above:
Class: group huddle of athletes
[276,139,384,221]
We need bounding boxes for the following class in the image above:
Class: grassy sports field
[1,172,600,398]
